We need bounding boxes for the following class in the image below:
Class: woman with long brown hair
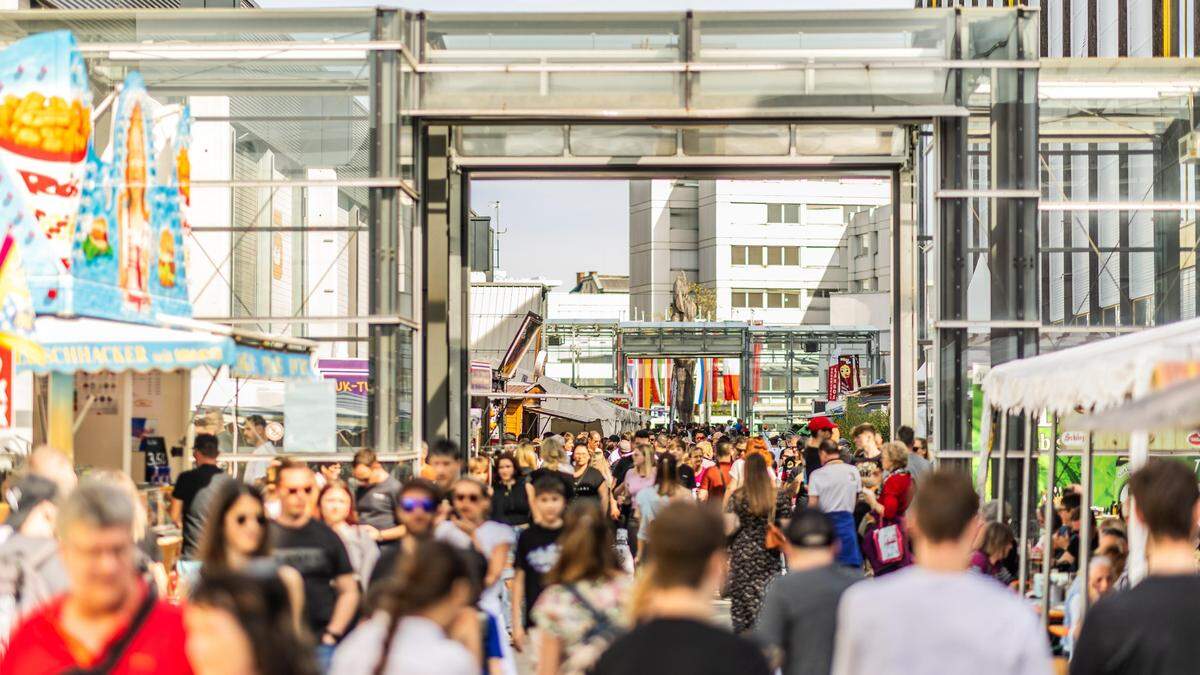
[724,452,792,634]
[332,540,480,675]
[530,500,631,675]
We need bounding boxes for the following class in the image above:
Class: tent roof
[982,317,1200,414]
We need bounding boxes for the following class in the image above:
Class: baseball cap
[784,509,836,548]
[4,475,58,531]
[808,416,837,432]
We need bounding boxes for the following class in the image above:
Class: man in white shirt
[807,439,863,568]
[240,414,274,486]
[832,470,1052,675]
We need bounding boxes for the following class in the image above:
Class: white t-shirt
[241,442,274,486]
[333,614,476,675]
[833,566,1052,675]
[808,461,861,513]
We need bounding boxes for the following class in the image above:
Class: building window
[747,290,763,308]
[784,246,800,266]
[811,289,832,299]
[731,245,746,265]
[731,290,747,308]
[783,291,800,308]
[766,291,783,308]
[734,289,804,309]
[857,233,871,257]
[767,203,782,223]
[669,207,698,230]
[747,246,763,266]
[784,204,801,223]
[1133,296,1152,325]
[765,203,802,224]
[767,246,783,266]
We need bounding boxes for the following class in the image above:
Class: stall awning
[982,317,1200,415]
[17,316,314,379]
[1076,377,1200,432]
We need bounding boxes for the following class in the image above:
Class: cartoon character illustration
[117,103,151,311]
[157,228,175,287]
[79,214,110,261]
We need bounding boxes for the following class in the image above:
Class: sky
[469,180,629,285]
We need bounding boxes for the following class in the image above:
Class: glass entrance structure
[3,6,1193,465]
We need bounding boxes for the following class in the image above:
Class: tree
[835,397,890,443]
[689,282,716,321]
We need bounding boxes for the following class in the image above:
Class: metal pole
[1041,412,1058,631]
[1017,411,1035,596]
[997,412,1008,523]
[1078,432,1094,620]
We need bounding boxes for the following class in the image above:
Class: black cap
[784,509,836,548]
[5,475,58,531]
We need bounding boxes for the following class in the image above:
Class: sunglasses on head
[283,486,314,496]
[400,497,436,513]
[453,492,483,503]
[235,513,267,526]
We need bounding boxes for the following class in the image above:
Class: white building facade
[630,179,891,325]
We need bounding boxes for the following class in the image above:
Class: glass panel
[569,125,676,156]
[785,204,801,223]
[681,124,789,155]
[669,207,699,230]
[747,291,763,308]
[423,14,684,111]
[457,125,565,156]
[767,291,782,309]
[794,124,903,157]
[731,291,746,308]
[784,246,800,266]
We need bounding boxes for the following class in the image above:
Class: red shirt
[1,586,193,675]
[880,471,914,521]
[700,461,734,498]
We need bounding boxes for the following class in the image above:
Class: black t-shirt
[172,464,232,558]
[612,455,634,487]
[679,464,696,489]
[572,467,605,503]
[355,476,402,532]
[271,519,354,634]
[493,479,531,527]
[514,522,562,627]
[593,618,770,675]
[528,467,574,501]
[1071,574,1200,675]
[803,445,822,481]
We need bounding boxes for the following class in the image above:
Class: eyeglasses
[400,497,437,513]
[453,493,483,503]
[235,513,268,526]
[283,486,314,496]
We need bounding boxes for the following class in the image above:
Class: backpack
[0,538,60,651]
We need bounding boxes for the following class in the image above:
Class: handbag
[764,500,785,551]
[873,521,905,564]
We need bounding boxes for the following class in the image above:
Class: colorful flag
[723,358,740,402]
[693,357,706,405]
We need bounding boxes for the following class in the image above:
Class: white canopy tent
[979,316,1200,622]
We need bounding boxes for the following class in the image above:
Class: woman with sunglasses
[435,478,518,675]
[198,481,305,631]
[318,480,381,591]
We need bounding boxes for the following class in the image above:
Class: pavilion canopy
[981,317,1200,415]
[1075,377,1200,433]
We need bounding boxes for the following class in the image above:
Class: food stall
[980,315,1200,627]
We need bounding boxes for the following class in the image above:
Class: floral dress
[531,574,634,675]
[725,489,792,634]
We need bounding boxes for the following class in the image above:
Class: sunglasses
[453,493,483,503]
[400,497,437,513]
[235,513,268,526]
[283,486,314,496]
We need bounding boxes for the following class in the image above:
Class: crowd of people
[0,418,1197,674]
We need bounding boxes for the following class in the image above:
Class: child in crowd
[511,475,567,655]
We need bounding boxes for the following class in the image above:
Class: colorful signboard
[317,358,368,397]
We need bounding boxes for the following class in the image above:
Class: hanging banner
[0,346,11,428]
[827,364,839,401]
[837,355,858,394]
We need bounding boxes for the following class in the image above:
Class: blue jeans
[315,643,336,673]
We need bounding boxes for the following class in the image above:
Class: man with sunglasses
[368,479,440,590]
[270,461,359,671]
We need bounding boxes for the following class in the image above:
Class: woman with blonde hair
[514,443,539,476]
[526,435,575,521]
[723,452,791,634]
[860,441,915,576]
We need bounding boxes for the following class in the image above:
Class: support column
[368,9,404,455]
[1153,119,1185,325]
[422,125,468,449]
[891,162,918,436]
[934,114,969,460]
